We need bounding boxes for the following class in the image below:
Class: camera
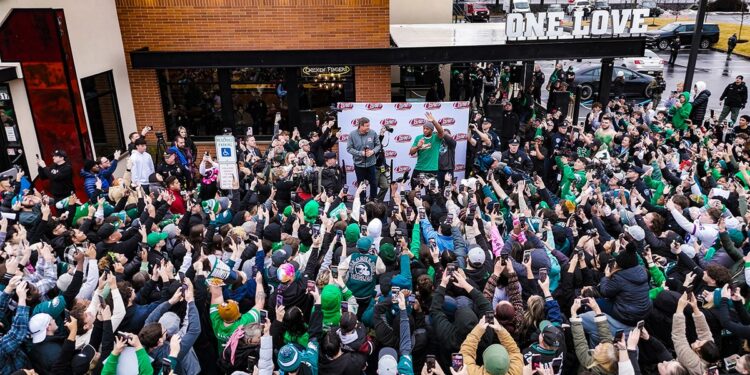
[155,132,164,140]
[383,125,394,133]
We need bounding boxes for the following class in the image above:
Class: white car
[567,0,590,15]
[618,49,664,75]
[513,0,531,12]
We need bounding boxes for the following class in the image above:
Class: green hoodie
[304,200,320,224]
[669,92,692,131]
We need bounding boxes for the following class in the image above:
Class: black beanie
[615,243,638,270]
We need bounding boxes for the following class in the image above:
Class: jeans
[354,165,377,200]
[579,309,634,346]
[718,105,741,125]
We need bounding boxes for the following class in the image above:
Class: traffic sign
[214,135,236,163]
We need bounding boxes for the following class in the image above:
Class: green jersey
[412,132,441,171]
[210,304,260,352]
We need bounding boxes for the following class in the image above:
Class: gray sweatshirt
[346,129,381,167]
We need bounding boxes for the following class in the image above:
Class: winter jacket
[37,161,74,200]
[672,312,713,375]
[690,90,711,125]
[346,129,381,168]
[669,92,692,131]
[571,314,614,375]
[145,300,201,375]
[81,169,98,201]
[461,324,523,375]
[598,266,652,325]
[720,82,748,108]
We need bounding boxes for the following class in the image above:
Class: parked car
[593,0,611,11]
[573,66,660,101]
[618,49,664,75]
[464,2,490,22]
[640,0,663,17]
[547,3,564,12]
[645,22,720,50]
[513,0,531,13]
[567,0,591,15]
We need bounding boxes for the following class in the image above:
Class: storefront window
[230,68,285,137]
[81,71,124,158]
[158,68,221,140]
[298,66,355,112]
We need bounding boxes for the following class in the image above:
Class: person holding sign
[409,112,445,188]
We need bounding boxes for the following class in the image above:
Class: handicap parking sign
[221,148,231,157]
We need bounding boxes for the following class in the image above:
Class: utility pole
[684,0,708,91]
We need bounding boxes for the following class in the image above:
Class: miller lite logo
[409,118,426,127]
[394,134,412,143]
[350,119,359,126]
[395,166,411,174]
[424,102,441,109]
[338,134,350,142]
[365,103,383,110]
[384,150,398,158]
[337,103,354,110]
[456,164,466,172]
[439,117,456,126]
[344,165,355,172]
[380,118,398,126]
[394,103,412,110]
[454,133,468,141]
[453,102,471,109]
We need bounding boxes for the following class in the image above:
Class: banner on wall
[336,102,470,197]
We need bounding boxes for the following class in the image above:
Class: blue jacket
[420,219,454,254]
[146,300,202,375]
[81,169,98,201]
[168,146,190,167]
[98,159,118,191]
[598,266,652,325]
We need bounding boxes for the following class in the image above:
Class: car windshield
[645,50,659,58]
[578,1,590,5]
[641,0,655,6]
[515,2,530,8]
[660,23,679,32]
[595,1,607,5]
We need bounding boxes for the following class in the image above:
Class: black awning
[0,67,18,82]
[130,37,646,69]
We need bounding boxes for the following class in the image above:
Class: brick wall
[115,0,392,137]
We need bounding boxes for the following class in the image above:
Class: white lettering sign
[506,8,649,39]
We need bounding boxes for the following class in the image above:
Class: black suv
[645,22,720,50]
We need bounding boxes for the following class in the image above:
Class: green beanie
[320,285,342,327]
[126,207,139,219]
[283,206,293,217]
[483,344,510,375]
[345,223,360,244]
[379,243,396,262]
[303,200,320,224]
[72,203,90,226]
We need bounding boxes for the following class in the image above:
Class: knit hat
[468,247,485,267]
[391,274,411,291]
[278,344,302,372]
[320,285,342,327]
[367,219,382,239]
[483,344,510,375]
[29,313,53,344]
[57,272,74,292]
[615,244,638,269]
[377,348,399,375]
[201,199,220,214]
[624,225,645,241]
[83,160,97,172]
[379,243,396,263]
[147,231,168,247]
[159,312,181,336]
[283,206,293,217]
[345,223,361,244]
[217,300,241,323]
[217,197,230,211]
[263,222,282,243]
[539,320,563,348]
[303,200,320,224]
[356,237,373,252]
[277,263,296,284]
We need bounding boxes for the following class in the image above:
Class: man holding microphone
[409,112,445,188]
[346,117,381,200]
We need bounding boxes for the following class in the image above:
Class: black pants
[354,165,377,200]
[668,51,678,65]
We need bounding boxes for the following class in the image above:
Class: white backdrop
[336,102,470,196]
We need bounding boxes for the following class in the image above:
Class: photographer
[374,125,392,201]
[346,117,380,200]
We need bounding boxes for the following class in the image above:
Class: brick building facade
[115,0,392,140]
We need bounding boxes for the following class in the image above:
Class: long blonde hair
[590,343,617,374]
[521,295,545,334]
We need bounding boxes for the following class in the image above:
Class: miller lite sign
[395,166,412,174]
[380,118,398,126]
[394,103,412,110]
[439,117,456,126]
[395,134,412,143]
[409,118,426,127]
[365,103,383,110]
[424,103,441,109]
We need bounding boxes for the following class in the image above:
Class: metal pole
[684,0,708,91]
[740,0,745,40]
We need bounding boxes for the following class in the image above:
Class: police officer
[320,151,344,196]
[668,37,680,66]
[501,137,533,174]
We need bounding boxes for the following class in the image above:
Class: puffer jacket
[598,266,652,325]
[81,169,98,201]
[690,89,711,125]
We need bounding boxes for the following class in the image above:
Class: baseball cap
[624,225,645,241]
[539,320,563,348]
[52,149,68,159]
[29,313,53,344]
[377,347,398,375]
[97,223,116,240]
[468,247,486,267]
[146,231,169,247]
[324,151,337,160]
[71,344,97,374]
[508,137,520,145]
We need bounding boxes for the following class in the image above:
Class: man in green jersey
[409,111,445,189]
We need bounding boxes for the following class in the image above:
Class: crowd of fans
[2,63,750,375]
